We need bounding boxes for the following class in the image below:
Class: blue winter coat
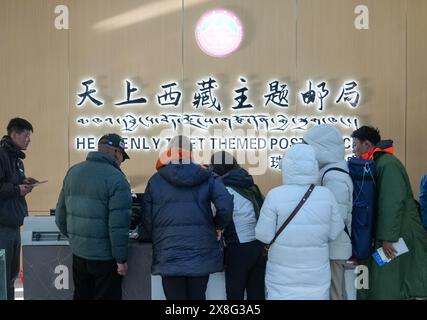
[419,173,427,231]
[143,162,233,276]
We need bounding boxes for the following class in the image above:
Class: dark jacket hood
[0,135,25,159]
[365,140,394,160]
[376,139,394,150]
[158,162,211,187]
[221,167,254,189]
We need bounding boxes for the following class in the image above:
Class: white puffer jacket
[255,144,344,300]
[303,124,353,260]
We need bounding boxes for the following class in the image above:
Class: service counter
[22,216,226,300]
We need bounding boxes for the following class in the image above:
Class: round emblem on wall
[195,9,243,57]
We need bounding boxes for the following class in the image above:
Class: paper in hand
[372,237,409,267]
[30,180,48,187]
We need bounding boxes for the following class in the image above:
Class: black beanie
[210,151,238,176]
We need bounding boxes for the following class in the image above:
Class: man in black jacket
[0,118,35,300]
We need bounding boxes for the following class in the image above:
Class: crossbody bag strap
[321,167,349,185]
[268,184,315,246]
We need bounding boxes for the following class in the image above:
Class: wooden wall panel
[0,0,69,212]
[407,0,427,196]
[297,0,406,161]
[68,0,182,194]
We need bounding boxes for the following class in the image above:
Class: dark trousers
[72,254,122,300]
[162,275,209,300]
[225,240,266,300]
[0,225,20,300]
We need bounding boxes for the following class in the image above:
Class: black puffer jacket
[0,136,28,228]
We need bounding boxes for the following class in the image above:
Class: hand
[23,177,38,185]
[216,229,223,241]
[19,184,33,196]
[382,241,397,259]
[117,262,128,276]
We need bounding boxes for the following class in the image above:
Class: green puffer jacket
[359,146,427,300]
[55,152,132,263]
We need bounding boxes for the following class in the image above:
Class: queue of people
[1,117,427,300]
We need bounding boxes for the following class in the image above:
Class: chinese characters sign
[77,78,361,111]
[74,77,362,170]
